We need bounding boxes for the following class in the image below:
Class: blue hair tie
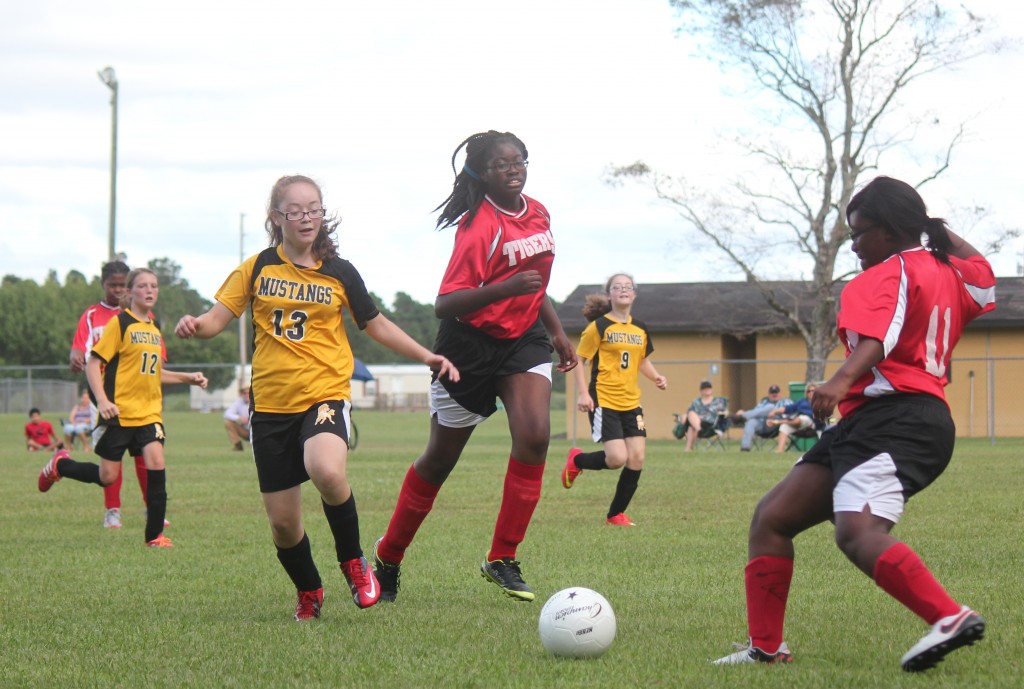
[462,165,480,181]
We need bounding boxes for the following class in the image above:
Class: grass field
[2,409,1022,688]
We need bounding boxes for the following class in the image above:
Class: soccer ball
[538,587,616,659]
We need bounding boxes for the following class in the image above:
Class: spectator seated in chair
[682,380,730,452]
[223,384,251,451]
[765,383,822,453]
[728,384,792,452]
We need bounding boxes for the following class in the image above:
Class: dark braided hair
[264,175,340,261]
[846,176,954,264]
[434,130,528,230]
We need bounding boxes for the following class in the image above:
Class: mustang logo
[315,404,336,425]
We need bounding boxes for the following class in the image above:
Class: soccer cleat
[900,605,985,672]
[561,448,583,489]
[146,534,174,548]
[104,507,122,529]
[481,557,535,602]
[38,448,69,492]
[713,638,793,665]
[606,513,636,526]
[372,537,401,603]
[294,588,324,621]
[340,556,380,609]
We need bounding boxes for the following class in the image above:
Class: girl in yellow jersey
[562,273,667,526]
[175,175,458,621]
[38,268,209,547]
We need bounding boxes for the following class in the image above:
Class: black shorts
[432,317,553,418]
[799,394,954,500]
[250,400,353,493]
[588,407,647,443]
[93,422,166,462]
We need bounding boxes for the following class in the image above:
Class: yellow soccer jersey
[577,315,654,411]
[215,246,380,414]
[91,309,165,427]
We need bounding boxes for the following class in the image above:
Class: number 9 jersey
[577,315,654,412]
[215,246,380,414]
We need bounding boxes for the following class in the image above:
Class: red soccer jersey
[437,194,554,339]
[72,301,121,362]
[25,420,56,445]
[837,248,995,416]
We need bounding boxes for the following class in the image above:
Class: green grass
[2,411,1022,688]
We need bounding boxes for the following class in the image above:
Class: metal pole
[98,67,118,260]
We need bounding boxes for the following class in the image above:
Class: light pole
[98,66,118,261]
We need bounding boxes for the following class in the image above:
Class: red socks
[134,455,148,501]
[873,542,960,624]
[745,555,793,654]
[378,466,442,564]
[102,455,148,509]
[103,467,123,509]
[487,457,544,562]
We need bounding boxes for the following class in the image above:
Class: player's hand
[428,355,461,383]
[191,372,209,389]
[811,379,844,420]
[97,400,119,421]
[502,270,544,297]
[552,335,577,373]
[69,349,86,373]
[654,375,668,390]
[175,315,199,339]
[576,393,594,413]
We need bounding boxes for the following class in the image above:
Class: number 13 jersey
[215,246,380,414]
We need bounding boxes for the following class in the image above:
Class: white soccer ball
[538,587,616,659]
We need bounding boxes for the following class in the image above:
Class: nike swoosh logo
[367,573,377,599]
[940,608,971,634]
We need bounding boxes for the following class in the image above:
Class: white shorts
[832,452,905,523]
[429,363,552,429]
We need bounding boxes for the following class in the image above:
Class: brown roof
[556,277,1024,335]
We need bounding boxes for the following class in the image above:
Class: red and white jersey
[72,301,121,362]
[438,194,554,339]
[837,247,995,416]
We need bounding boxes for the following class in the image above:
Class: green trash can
[786,382,817,452]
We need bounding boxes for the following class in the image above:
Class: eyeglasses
[847,224,881,242]
[276,208,326,221]
[487,160,528,173]
[609,285,635,293]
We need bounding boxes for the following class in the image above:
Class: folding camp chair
[672,412,730,451]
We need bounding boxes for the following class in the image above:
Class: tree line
[0,258,563,393]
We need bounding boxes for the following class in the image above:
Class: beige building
[557,279,1024,441]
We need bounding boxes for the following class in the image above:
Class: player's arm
[574,357,594,412]
[69,311,91,373]
[161,369,209,389]
[85,356,119,421]
[812,336,884,419]
[944,228,983,260]
[639,358,667,390]
[363,313,460,382]
[175,302,235,340]
[540,298,577,373]
[435,270,544,319]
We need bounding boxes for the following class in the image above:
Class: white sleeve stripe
[964,282,996,309]
[880,256,908,357]
[485,225,502,262]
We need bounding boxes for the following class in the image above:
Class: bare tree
[611,0,1002,381]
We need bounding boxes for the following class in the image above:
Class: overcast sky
[3,0,1022,306]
